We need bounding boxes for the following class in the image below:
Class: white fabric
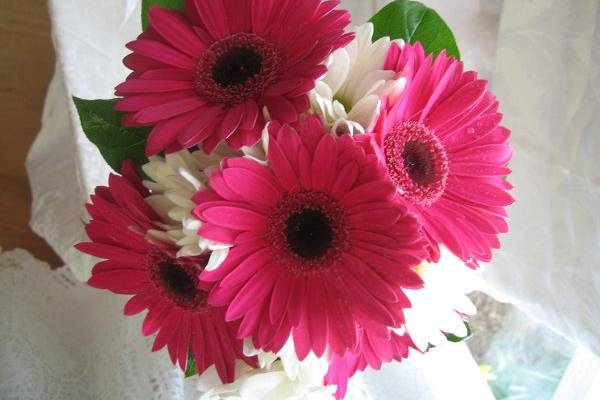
[362,345,493,400]
[481,0,600,356]
[0,248,198,400]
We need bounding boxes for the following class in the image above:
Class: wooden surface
[0,0,61,266]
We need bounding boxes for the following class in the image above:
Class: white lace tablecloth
[0,249,198,400]
[0,247,493,399]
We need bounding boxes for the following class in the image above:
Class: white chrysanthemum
[198,339,333,400]
[198,362,334,400]
[310,23,405,135]
[243,338,329,385]
[142,148,234,258]
[197,338,372,400]
[402,253,478,351]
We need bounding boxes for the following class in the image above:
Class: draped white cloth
[481,0,600,356]
[2,0,599,398]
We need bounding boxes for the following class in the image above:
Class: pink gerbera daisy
[325,329,414,399]
[363,42,513,268]
[115,0,353,155]
[75,161,254,383]
[193,116,427,359]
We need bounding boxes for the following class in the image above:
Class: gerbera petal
[218,104,244,140]
[225,265,276,321]
[311,134,337,190]
[146,112,198,156]
[269,272,293,325]
[124,293,153,316]
[126,39,195,69]
[115,91,194,112]
[200,205,267,231]
[341,181,395,208]
[115,79,191,94]
[193,0,230,40]
[425,80,488,131]
[131,97,206,124]
[152,307,182,351]
[219,248,271,288]
[148,6,205,57]
[330,161,359,198]
[445,177,514,207]
[264,96,298,124]
[218,173,277,210]
[268,136,300,190]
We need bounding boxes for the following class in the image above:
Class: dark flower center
[212,46,263,87]
[267,191,349,275]
[194,33,281,106]
[402,140,438,186]
[285,209,333,260]
[384,121,449,206]
[157,261,198,303]
[148,252,207,311]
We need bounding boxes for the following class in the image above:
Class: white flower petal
[323,49,350,94]
[404,257,479,350]
[206,248,229,271]
[309,23,405,136]
[347,94,380,130]
[140,148,235,257]
[145,195,177,223]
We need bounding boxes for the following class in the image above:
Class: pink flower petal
[425,80,488,130]
[201,205,267,231]
[225,265,275,321]
[192,0,230,40]
[264,96,298,123]
[311,134,337,190]
[131,96,206,124]
[341,181,395,208]
[218,104,244,140]
[115,79,192,95]
[267,137,299,190]
[222,167,281,207]
[146,112,198,155]
[126,39,195,69]
[151,308,181,351]
[148,6,205,57]
[219,248,271,288]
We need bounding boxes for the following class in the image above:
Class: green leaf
[445,321,473,343]
[141,0,185,30]
[72,97,150,172]
[369,0,460,59]
[184,352,197,378]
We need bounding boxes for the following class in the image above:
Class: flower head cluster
[76,1,513,398]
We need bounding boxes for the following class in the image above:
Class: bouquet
[73,0,512,398]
